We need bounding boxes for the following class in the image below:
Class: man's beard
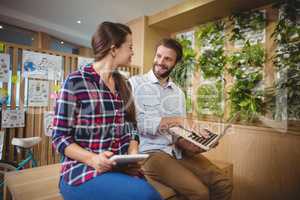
[152,63,174,79]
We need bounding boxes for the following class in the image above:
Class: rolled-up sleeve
[130,128,140,143]
[52,77,77,155]
[123,122,140,143]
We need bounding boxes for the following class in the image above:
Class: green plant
[268,0,300,119]
[185,95,193,113]
[230,10,266,42]
[195,21,225,48]
[170,36,196,90]
[196,80,224,117]
[195,21,226,79]
[198,49,226,79]
[228,41,265,74]
[228,41,265,121]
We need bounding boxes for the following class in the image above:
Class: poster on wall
[28,79,49,107]
[1,110,25,128]
[0,131,4,159]
[22,50,63,80]
[43,111,54,137]
[78,56,94,71]
[0,43,4,53]
[0,53,10,82]
[234,10,266,48]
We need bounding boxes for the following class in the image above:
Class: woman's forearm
[128,140,139,154]
[64,143,96,166]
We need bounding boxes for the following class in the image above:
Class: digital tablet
[109,154,149,165]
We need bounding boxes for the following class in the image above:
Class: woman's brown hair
[91,22,137,127]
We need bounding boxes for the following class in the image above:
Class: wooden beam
[148,0,275,32]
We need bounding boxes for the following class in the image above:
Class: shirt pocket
[162,95,183,115]
[142,99,161,115]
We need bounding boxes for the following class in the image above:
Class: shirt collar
[81,63,120,95]
[146,70,174,89]
[81,63,100,83]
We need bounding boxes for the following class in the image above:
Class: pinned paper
[0,53,10,82]
[50,93,58,99]
[1,110,25,128]
[0,97,8,105]
[22,50,63,80]
[28,80,49,107]
[0,88,8,98]
[11,75,19,84]
[43,111,54,137]
[0,131,4,159]
[53,84,61,92]
[0,43,4,53]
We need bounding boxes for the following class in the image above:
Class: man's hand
[159,117,210,139]
[159,116,184,132]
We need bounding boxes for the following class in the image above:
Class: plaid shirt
[52,64,139,186]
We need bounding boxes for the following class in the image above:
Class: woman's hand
[86,151,116,173]
[128,140,139,155]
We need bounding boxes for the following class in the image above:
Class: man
[129,38,233,200]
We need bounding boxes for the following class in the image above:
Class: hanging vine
[228,41,265,121]
[193,21,226,117]
[170,36,196,90]
[266,0,300,119]
[196,80,224,117]
[228,10,266,121]
[170,35,197,113]
[196,21,226,79]
[230,10,266,42]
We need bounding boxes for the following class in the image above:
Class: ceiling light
[60,41,64,45]
[0,25,3,29]
[76,20,82,24]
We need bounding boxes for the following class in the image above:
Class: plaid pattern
[52,64,139,186]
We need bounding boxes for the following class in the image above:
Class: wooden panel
[148,0,274,32]
[202,121,300,200]
[127,17,145,68]
[17,47,26,160]
[143,17,170,74]
[78,47,93,58]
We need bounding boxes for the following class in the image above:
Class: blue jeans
[59,172,162,200]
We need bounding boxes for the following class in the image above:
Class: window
[0,22,36,46]
[50,37,79,54]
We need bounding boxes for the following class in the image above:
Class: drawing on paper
[28,79,49,107]
[23,50,63,80]
[1,110,25,128]
[44,111,54,137]
[0,53,10,82]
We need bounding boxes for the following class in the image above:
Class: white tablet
[109,154,149,165]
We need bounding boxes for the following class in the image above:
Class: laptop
[168,113,239,151]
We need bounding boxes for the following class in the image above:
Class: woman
[52,22,162,200]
